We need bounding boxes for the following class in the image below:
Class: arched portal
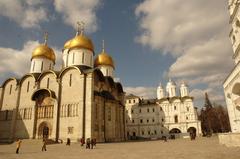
[38,122,52,139]
[169,128,181,134]
[187,127,197,140]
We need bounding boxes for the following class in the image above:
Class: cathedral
[125,79,201,139]
[0,25,125,143]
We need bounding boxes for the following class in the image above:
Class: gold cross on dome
[77,21,85,35]
[102,39,105,52]
[44,31,48,45]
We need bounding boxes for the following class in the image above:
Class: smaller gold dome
[94,51,115,69]
[64,39,72,49]
[32,44,56,63]
[68,34,94,52]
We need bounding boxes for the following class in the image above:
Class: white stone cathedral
[223,0,240,133]
[125,79,201,139]
[0,25,125,143]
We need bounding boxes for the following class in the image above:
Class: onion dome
[63,39,72,49]
[31,32,56,63]
[65,22,94,52]
[94,40,115,69]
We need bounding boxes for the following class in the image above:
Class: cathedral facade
[223,0,240,133]
[125,79,201,139]
[0,27,125,142]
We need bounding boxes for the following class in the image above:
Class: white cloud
[53,0,101,33]
[0,0,48,28]
[135,0,233,104]
[124,86,156,99]
[0,41,62,83]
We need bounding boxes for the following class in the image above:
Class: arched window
[41,61,43,71]
[27,81,30,92]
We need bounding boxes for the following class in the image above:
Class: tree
[199,93,230,136]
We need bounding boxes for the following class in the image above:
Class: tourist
[86,138,91,149]
[80,137,85,146]
[16,139,22,154]
[42,139,47,151]
[66,138,71,146]
[93,138,97,147]
[90,138,94,149]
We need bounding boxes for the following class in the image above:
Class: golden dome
[94,51,115,69]
[68,34,94,52]
[64,39,72,49]
[32,44,56,63]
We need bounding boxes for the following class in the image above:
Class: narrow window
[152,118,155,123]
[49,63,51,70]
[131,109,134,114]
[32,61,35,71]
[147,108,149,113]
[140,119,143,123]
[90,55,92,65]
[132,119,134,123]
[72,52,75,64]
[9,84,12,95]
[174,106,176,110]
[69,74,72,87]
[187,107,189,111]
[139,109,141,113]
[148,131,150,135]
[67,104,72,117]
[186,116,188,120]
[47,78,50,89]
[133,99,135,103]
[174,115,178,123]
[147,119,149,123]
[153,108,155,112]
[142,131,144,135]
[27,81,30,92]
[82,52,85,63]
[106,69,108,76]
[41,61,43,71]
[154,130,157,134]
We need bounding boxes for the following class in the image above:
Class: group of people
[80,137,97,149]
[15,137,97,154]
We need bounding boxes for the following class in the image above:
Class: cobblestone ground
[0,136,240,159]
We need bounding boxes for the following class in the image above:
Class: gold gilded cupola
[94,40,115,69]
[94,40,115,77]
[32,32,56,63]
[30,32,56,73]
[67,22,94,52]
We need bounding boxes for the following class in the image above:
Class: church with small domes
[0,24,125,143]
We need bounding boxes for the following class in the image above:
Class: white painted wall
[96,65,114,77]
[30,57,54,73]
[67,48,93,68]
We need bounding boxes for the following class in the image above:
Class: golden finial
[76,21,85,36]
[44,31,48,45]
[102,39,105,52]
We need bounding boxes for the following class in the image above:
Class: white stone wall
[97,65,114,77]
[15,76,36,139]
[125,95,201,139]
[59,68,84,141]
[30,57,54,73]
[67,48,93,68]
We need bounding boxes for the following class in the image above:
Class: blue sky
[0,0,234,107]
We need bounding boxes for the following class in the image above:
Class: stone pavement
[0,136,240,159]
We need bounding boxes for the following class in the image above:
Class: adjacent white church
[125,79,201,139]
[0,25,125,143]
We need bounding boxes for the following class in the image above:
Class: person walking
[86,138,90,149]
[66,138,71,146]
[42,139,47,151]
[16,139,22,154]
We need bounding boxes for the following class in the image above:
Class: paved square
[0,137,240,159]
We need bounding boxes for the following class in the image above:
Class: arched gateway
[31,88,56,139]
